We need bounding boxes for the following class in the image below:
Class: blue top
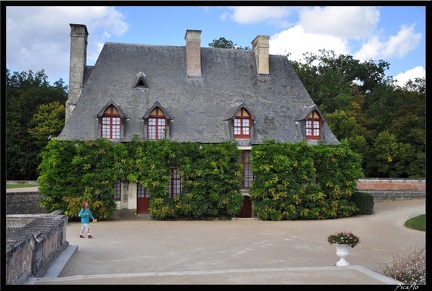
[79,207,94,224]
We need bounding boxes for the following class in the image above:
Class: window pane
[148,127,156,140]
[112,126,120,138]
[241,151,254,188]
[168,168,182,198]
[137,183,148,198]
[113,180,121,200]
[102,125,110,138]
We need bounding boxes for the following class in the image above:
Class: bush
[376,247,426,285]
[351,191,374,215]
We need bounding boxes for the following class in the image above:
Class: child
[79,201,95,239]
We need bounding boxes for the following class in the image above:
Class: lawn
[6,183,39,189]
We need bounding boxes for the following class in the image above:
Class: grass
[404,214,426,231]
[6,183,39,189]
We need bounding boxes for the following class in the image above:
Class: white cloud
[6,6,128,83]
[227,6,292,24]
[393,66,425,87]
[298,6,380,38]
[353,36,383,61]
[243,5,424,89]
[256,6,382,62]
[382,24,422,59]
[269,25,349,62]
[354,24,421,62]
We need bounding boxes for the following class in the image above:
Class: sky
[5,5,427,88]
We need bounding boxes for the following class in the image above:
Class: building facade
[58,24,340,217]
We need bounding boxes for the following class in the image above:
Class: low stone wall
[356,178,425,201]
[6,192,47,215]
[358,190,425,201]
[5,212,69,285]
[356,178,425,191]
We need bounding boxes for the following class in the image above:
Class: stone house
[58,24,339,218]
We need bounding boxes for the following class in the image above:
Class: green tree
[209,37,250,50]
[6,68,68,179]
[290,49,390,115]
[28,101,65,148]
[291,50,424,178]
[369,131,400,177]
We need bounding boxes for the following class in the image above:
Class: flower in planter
[328,231,360,248]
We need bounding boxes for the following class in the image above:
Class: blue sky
[5,5,426,88]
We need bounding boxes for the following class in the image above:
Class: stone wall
[6,192,47,215]
[356,178,425,201]
[356,178,425,191]
[5,212,69,285]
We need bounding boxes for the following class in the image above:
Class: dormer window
[102,105,121,139]
[306,110,322,140]
[134,72,148,89]
[143,102,170,140]
[234,108,252,139]
[148,107,167,140]
[97,100,126,140]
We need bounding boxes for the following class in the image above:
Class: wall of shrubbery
[37,138,364,221]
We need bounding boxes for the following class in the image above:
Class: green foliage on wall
[37,138,363,221]
[38,138,118,220]
[38,138,243,220]
[250,140,364,220]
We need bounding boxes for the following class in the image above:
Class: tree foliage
[6,69,68,179]
[28,101,65,148]
[290,50,425,178]
[209,37,250,50]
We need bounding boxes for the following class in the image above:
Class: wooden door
[137,184,150,214]
[236,195,252,218]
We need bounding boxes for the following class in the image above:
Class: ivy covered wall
[37,138,363,221]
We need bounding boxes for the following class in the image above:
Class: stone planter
[334,244,351,266]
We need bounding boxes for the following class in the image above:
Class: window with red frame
[101,105,121,139]
[234,108,252,138]
[241,150,254,188]
[167,168,181,198]
[305,110,322,140]
[147,107,167,140]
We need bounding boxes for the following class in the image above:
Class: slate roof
[58,41,339,145]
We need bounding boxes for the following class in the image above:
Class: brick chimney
[66,24,88,122]
[252,35,270,75]
[184,30,202,77]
